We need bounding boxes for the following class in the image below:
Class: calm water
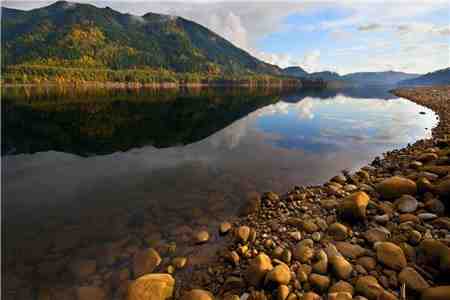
[1,86,437,295]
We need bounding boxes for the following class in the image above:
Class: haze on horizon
[3,0,450,75]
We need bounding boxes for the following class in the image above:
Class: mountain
[282,67,421,85]
[282,66,308,78]
[1,1,281,75]
[398,68,450,86]
[341,71,420,85]
[308,71,342,81]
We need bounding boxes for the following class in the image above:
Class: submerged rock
[127,274,174,300]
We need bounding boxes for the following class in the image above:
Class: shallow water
[1,85,437,296]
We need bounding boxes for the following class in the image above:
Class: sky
[2,0,450,74]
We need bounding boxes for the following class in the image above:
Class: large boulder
[127,274,175,300]
[375,242,407,270]
[339,192,369,221]
[376,176,417,200]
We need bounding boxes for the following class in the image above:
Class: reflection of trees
[2,87,286,156]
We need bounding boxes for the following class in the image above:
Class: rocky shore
[3,86,449,300]
[125,86,450,300]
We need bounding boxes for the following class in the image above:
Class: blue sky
[3,1,450,74]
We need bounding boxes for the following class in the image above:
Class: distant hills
[1,1,281,77]
[398,68,450,86]
[282,68,421,86]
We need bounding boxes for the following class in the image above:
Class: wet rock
[417,239,450,272]
[236,226,251,243]
[395,195,419,213]
[355,276,384,300]
[425,199,446,215]
[309,273,330,293]
[265,263,292,286]
[219,222,232,235]
[297,264,312,283]
[265,191,280,202]
[418,213,438,221]
[127,273,174,300]
[363,228,388,244]
[246,253,273,287]
[303,220,319,233]
[329,281,354,295]
[277,285,290,300]
[328,223,349,241]
[356,257,376,271]
[133,248,162,278]
[421,286,450,300]
[398,267,430,292]
[312,250,328,274]
[330,255,353,280]
[417,177,433,194]
[181,289,214,300]
[195,230,210,244]
[335,242,366,259]
[303,292,321,300]
[172,257,187,269]
[374,214,390,224]
[375,242,407,270]
[434,179,450,197]
[294,239,314,263]
[376,176,417,200]
[76,286,106,300]
[339,192,370,222]
[418,153,439,162]
[225,251,240,266]
[328,292,353,300]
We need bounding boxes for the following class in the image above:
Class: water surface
[1,86,437,295]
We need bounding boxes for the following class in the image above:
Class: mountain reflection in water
[1,86,437,298]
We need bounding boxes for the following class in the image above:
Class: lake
[1,85,437,297]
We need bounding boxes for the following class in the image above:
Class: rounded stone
[127,274,175,300]
[309,273,330,293]
[376,176,417,200]
[181,289,214,300]
[398,267,430,292]
[330,256,353,280]
[236,226,251,243]
[355,276,384,300]
[329,281,354,295]
[328,223,349,241]
[133,248,162,278]
[219,222,232,235]
[195,230,210,244]
[265,263,292,285]
[339,191,370,221]
[375,242,407,270]
[395,195,419,213]
[246,253,273,287]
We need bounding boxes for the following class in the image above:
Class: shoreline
[167,86,450,299]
